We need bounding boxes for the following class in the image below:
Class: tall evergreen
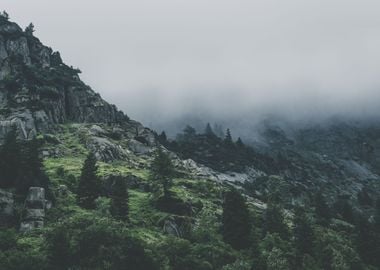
[204,123,215,137]
[0,127,20,188]
[77,152,101,209]
[293,206,314,264]
[110,176,129,221]
[224,129,233,147]
[314,192,331,224]
[236,137,244,148]
[18,138,50,194]
[264,203,289,239]
[222,189,251,250]
[150,148,175,198]
[158,131,167,145]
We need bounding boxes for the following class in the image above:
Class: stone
[128,139,152,155]
[6,37,31,65]
[86,136,127,162]
[20,187,46,232]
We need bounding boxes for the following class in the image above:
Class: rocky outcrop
[0,18,133,142]
[86,136,127,162]
[20,187,46,232]
[0,189,14,226]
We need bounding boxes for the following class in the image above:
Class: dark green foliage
[314,192,331,224]
[166,126,276,173]
[155,194,192,216]
[0,128,20,188]
[46,215,158,270]
[357,188,372,207]
[264,203,289,240]
[150,147,175,198]
[46,226,71,270]
[293,207,314,267]
[77,152,101,209]
[0,128,50,195]
[204,123,215,138]
[157,131,168,144]
[25,23,35,36]
[355,215,380,267]
[222,189,251,249]
[110,176,129,221]
[224,128,233,147]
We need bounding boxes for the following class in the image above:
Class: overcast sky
[2,0,380,126]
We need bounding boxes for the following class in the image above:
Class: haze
[2,0,380,132]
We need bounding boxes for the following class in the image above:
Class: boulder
[86,136,127,162]
[20,187,46,232]
[128,139,152,155]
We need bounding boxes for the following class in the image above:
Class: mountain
[0,13,380,270]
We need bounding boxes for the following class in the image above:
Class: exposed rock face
[0,18,142,142]
[0,189,14,226]
[86,136,127,162]
[20,187,46,232]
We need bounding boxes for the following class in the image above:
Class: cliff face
[0,17,129,140]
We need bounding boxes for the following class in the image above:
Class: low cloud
[3,0,380,131]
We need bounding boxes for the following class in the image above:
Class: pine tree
[204,123,215,137]
[182,125,196,141]
[158,131,167,144]
[264,203,289,240]
[293,207,314,261]
[0,127,20,188]
[25,23,35,35]
[222,189,251,249]
[236,137,245,149]
[18,138,49,193]
[77,152,101,209]
[110,176,129,221]
[224,129,233,146]
[47,226,71,270]
[357,188,372,207]
[314,192,331,224]
[150,148,175,198]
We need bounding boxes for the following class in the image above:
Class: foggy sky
[3,0,380,128]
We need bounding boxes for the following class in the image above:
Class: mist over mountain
[2,0,380,133]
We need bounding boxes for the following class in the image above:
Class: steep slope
[0,16,155,144]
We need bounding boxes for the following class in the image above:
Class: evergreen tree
[77,152,101,209]
[264,203,289,240]
[182,125,196,141]
[0,127,20,188]
[110,176,129,221]
[341,200,354,223]
[158,131,167,144]
[47,227,71,270]
[25,23,35,35]
[314,192,331,224]
[293,206,314,265]
[18,138,50,194]
[224,129,233,147]
[150,148,175,198]
[204,123,215,137]
[357,188,372,207]
[236,137,244,148]
[222,189,251,249]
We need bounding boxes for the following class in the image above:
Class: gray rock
[163,219,181,237]
[128,139,152,155]
[6,37,31,65]
[0,22,22,35]
[20,187,46,232]
[25,187,46,209]
[87,136,127,162]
